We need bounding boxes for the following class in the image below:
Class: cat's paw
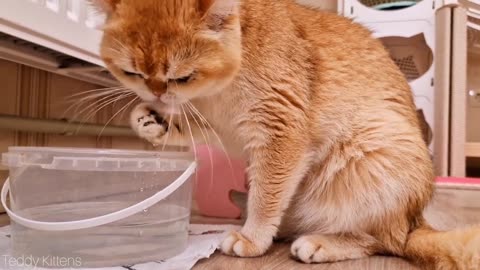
[291,236,325,263]
[220,230,271,257]
[291,234,371,264]
[130,103,169,145]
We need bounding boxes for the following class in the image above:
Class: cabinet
[337,0,480,178]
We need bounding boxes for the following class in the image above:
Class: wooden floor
[193,186,480,270]
[0,186,478,270]
[194,244,421,270]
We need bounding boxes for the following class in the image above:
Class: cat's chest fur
[191,62,311,158]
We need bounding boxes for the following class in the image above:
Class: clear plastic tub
[1,147,196,268]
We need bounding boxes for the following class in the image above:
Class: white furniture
[443,0,480,175]
[0,0,102,65]
[463,0,480,31]
[0,0,114,86]
[338,0,438,161]
[464,1,480,161]
[338,0,480,176]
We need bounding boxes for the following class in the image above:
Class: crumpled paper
[0,224,241,270]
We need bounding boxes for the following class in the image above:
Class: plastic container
[1,147,196,268]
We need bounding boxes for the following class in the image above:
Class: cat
[91,0,480,269]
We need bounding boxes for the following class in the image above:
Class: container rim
[7,146,194,160]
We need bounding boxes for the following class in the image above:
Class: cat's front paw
[130,103,169,145]
[220,230,272,257]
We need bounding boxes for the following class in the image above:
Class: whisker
[82,92,135,123]
[185,102,210,143]
[185,103,211,142]
[162,103,175,151]
[74,92,134,133]
[62,90,129,119]
[117,94,140,121]
[69,86,126,94]
[179,105,185,141]
[64,87,128,100]
[64,89,131,104]
[71,92,131,123]
[111,91,135,109]
[61,92,122,127]
[186,103,226,150]
[185,104,210,147]
[161,82,174,151]
[185,104,215,191]
[98,96,139,139]
[180,105,198,162]
[187,102,236,180]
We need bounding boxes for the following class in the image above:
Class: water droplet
[140,188,144,192]
[143,209,148,213]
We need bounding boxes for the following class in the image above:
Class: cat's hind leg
[291,233,380,264]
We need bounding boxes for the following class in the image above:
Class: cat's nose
[146,79,167,97]
[152,89,165,97]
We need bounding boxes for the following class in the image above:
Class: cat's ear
[199,0,238,31]
[89,0,120,14]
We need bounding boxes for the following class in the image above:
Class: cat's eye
[122,70,144,78]
[170,73,195,84]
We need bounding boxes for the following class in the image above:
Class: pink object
[436,177,480,185]
[194,145,248,219]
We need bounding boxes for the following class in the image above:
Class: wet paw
[130,103,169,144]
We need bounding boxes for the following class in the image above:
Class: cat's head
[93,0,242,104]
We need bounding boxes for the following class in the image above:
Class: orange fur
[93,0,480,269]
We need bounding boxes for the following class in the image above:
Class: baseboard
[436,180,480,190]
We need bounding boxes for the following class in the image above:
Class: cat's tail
[404,222,480,270]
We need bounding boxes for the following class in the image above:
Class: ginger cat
[92,0,480,268]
